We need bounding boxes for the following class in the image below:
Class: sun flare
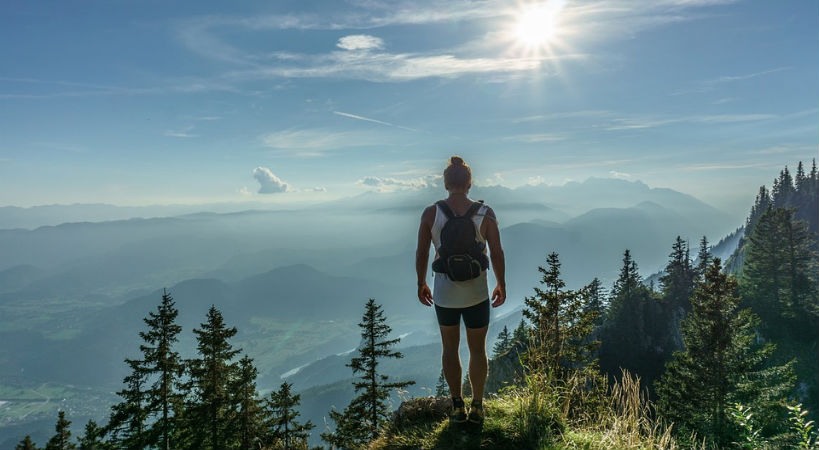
[512,1,565,48]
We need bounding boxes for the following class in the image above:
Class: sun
[512,1,565,48]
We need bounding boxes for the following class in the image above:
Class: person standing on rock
[415,155,507,425]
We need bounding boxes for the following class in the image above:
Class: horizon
[1,1,817,217]
[0,173,782,221]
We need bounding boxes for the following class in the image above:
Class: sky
[1,0,817,216]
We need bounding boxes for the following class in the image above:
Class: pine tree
[695,236,711,283]
[266,381,314,450]
[584,277,607,326]
[78,420,107,450]
[512,319,529,345]
[16,435,38,450]
[492,325,512,357]
[234,355,265,450]
[600,249,671,387]
[106,358,149,449]
[746,185,772,235]
[435,369,449,397]
[660,236,696,310]
[185,305,241,450]
[522,252,599,378]
[322,299,414,449]
[656,259,795,447]
[772,166,795,207]
[45,411,76,450]
[741,207,819,338]
[462,373,472,398]
[140,289,183,450]
[795,161,807,192]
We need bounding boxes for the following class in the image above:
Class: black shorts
[434,299,490,329]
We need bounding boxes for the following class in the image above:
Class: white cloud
[357,174,439,191]
[503,133,566,143]
[605,113,777,131]
[337,35,384,51]
[527,175,546,186]
[252,167,290,194]
[164,126,197,138]
[609,170,632,179]
[261,129,382,155]
[333,110,417,132]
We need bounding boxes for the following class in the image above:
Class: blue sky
[1,0,817,215]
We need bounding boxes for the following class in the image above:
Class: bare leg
[465,325,489,401]
[439,325,462,398]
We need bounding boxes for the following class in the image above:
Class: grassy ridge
[370,372,698,450]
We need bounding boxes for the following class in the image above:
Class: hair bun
[450,156,464,166]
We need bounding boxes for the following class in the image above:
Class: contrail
[333,110,417,132]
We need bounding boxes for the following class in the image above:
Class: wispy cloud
[609,170,632,179]
[164,126,197,138]
[333,111,417,131]
[171,0,734,85]
[260,129,384,156]
[671,67,792,95]
[337,35,384,51]
[356,174,439,191]
[605,113,776,130]
[512,110,613,123]
[679,162,772,171]
[502,133,566,143]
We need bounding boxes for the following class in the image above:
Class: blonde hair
[443,155,472,190]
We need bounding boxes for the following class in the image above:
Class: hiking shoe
[450,397,467,424]
[450,405,467,424]
[468,403,484,424]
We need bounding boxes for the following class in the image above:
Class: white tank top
[431,202,490,308]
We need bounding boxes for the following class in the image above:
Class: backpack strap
[435,200,455,219]
[464,200,484,218]
[436,200,484,218]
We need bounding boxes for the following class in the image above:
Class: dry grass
[565,370,704,450]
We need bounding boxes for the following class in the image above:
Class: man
[416,156,506,424]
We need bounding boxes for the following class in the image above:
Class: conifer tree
[322,299,414,449]
[522,252,599,378]
[45,411,76,450]
[599,249,671,385]
[695,236,711,283]
[772,166,795,207]
[584,277,607,326]
[462,373,472,398]
[746,185,772,235]
[435,369,449,397]
[492,325,512,357]
[185,305,241,450]
[266,381,314,450]
[140,289,183,450]
[233,355,265,450]
[16,435,38,450]
[78,420,107,450]
[741,207,819,338]
[512,319,529,345]
[656,259,795,447]
[795,161,807,192]
[106,358,149,449]
[660,236,696,310]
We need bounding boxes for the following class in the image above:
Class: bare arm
[415,205,435,306]
[482,207,506,307]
